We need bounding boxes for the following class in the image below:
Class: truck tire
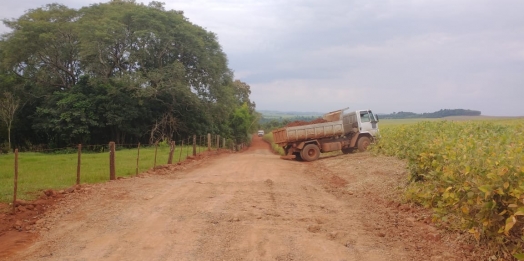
[357,136,371,152]
[301,144,320,161]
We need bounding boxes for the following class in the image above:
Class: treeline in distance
[379,109,481,119]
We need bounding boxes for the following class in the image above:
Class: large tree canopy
[0,0,256,149]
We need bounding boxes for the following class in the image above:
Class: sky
[1,0,523,116]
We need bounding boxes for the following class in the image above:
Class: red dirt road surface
[2,136,480,261]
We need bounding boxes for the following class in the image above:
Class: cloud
[1,0,523,116]
[0,0,95,33]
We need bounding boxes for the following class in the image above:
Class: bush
[0,142,9,154]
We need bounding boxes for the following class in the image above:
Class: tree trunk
[7,124,11,153]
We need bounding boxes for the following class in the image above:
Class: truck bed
[272,120,345,145]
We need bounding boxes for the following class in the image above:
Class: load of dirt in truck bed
[285,118,328,127]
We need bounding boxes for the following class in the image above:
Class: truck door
[358,110,379,136]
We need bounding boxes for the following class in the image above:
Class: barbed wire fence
[1,133,246,214]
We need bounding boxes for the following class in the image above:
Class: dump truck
[272,108,379,161]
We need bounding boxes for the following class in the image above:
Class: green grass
[262,133,284,155]
[378,118,439,126]
[0,145,207,202]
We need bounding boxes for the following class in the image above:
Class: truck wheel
[301,144,320,161]
[357,136,371,152]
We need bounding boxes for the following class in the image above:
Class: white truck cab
[343,110,379,137]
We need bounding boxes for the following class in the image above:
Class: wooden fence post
[223,138,225,150]
[154,142,158,168]
[207,133,211,151]
[193,135,197,156]
[135,142,140,176]
[186,137,190,158]
[109,142,116,180]
[76,144,81,185]
[13,149,18,214]
[179,140,184,162]
[199,136,202,154]
[168,141,175,164]
[216,135,220,151]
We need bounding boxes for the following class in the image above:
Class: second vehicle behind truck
[272,108,379,161]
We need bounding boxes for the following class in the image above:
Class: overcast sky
[1,0,523,116]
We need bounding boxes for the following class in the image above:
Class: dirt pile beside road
[0,186,86,259]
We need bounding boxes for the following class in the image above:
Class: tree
[232,80,256,112]
[1,4,81,90]
[0,1,255,147]
[0,92,20,151]
[230,103,255,144]
[33,83,100,145]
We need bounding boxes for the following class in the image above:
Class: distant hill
[257,109,483,126]
[379,109,481,119]
[257,110,324,127]
[257,110,323,119]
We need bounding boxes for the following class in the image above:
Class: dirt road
[4,137,475,261]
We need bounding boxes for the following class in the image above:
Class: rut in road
[8,137,464,261]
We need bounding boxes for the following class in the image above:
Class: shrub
[0,142,9,154]
[262,133,284,155]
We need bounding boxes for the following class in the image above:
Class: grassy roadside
[262,133,284,155]
[0,145,206,202]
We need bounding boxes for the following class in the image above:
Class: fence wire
[1,134,237,204]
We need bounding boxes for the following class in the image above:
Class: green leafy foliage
[262,133,284,155]
[0,1,257,148]
[373,120,524,258]
[230,103,255,144]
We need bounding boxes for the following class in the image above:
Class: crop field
[378,115,524,127]
[373,119,524,259]
[0,145,206,202]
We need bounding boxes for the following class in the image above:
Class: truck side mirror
[370,114,379,123]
